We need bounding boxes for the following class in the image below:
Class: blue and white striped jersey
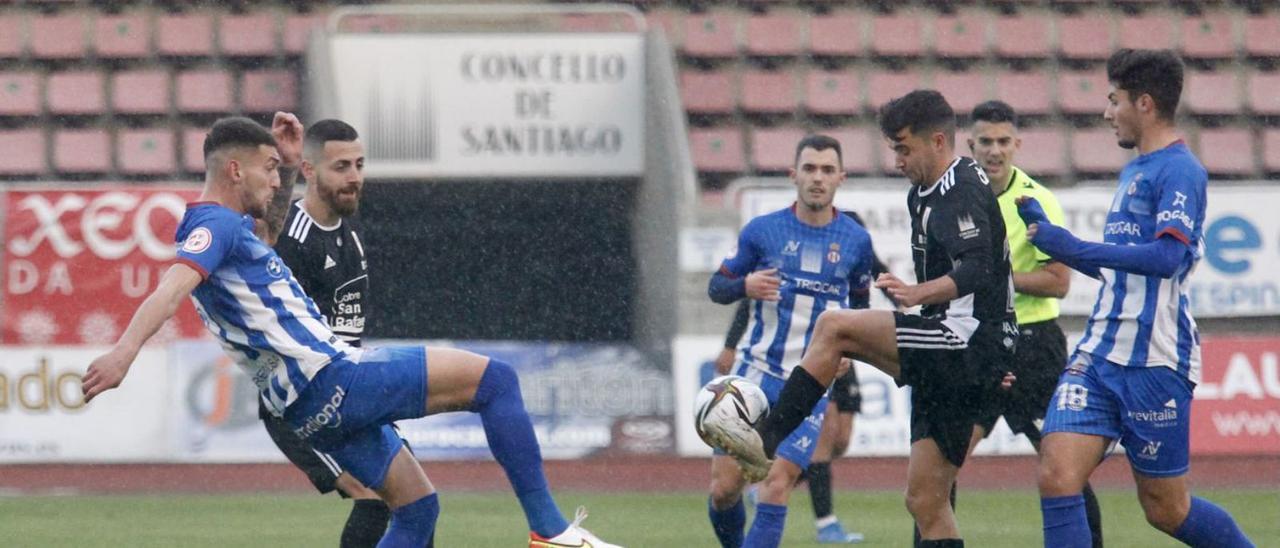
[175,202,354,416]
[1076,141,1206,383]
[719,205,875,381]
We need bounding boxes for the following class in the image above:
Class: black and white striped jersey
[273,200,369,346]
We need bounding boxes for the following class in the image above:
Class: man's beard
[320,184,359,217]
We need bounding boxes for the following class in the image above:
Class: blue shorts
[716,371,828,471]
[1042,352,1194,478]
[283,346,427,489]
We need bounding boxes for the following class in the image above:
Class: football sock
[758,367,826,458]
[708,496,746,548]
[1173,496,1255,548]
[1042,494,1090,548]
[742,503,787,548]
[807,461,834,520]
[341,499,391,548]
[469,359,569,538]
[376,493,438,548]
[919,540,964,548]
[1082,483,1104,548]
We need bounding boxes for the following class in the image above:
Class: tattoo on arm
[257,166,299,245]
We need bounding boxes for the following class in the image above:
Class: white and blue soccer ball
[693,375,770,449]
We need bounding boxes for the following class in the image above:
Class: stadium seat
[1117,13,1177,51]
[933,71,989,116]
[1247,71,1280,115]
[175,69,233,113]
[740,69,798,114]
[1181,14,1237,60]
[689,127,745,173]
[1057,70,1110,115]
[1057,14,1112,60]
[241,69,297,113]
[283,13,327,55]
[0,14,21,58]
[804,69,860,116]
[46,70,106,116]
[30,13,87,59]
[117,128,177,175]
[1184,71,1241,116]
[1244,15,1280,58]
[1263,129,1280,172]
[182,126,207,173]
[0,71,41,116]
[94,13,150,59]
[1195,128,1254,176]
[53,129,111,174]
[1014,128,1067,176]
[866,70,923,112]
[682,11,739,59]
[1071,128,1131,174]
[993,70,1052,116]
[0,129,46,175]
[807,12,863,58]
[744,11,804,58]
[680,69,736,115]
[827,126,876,174]
[932,11,989,59]
[870,12,924,57]
[157,13,215,57]
[993,14,1051,59]
[750,126,806,171]
[220,13,278,57]
[111,69,170,115]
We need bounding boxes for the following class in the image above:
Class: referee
[966,100,1103,547]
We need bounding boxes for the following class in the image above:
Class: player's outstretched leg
[1133,474,1254,548]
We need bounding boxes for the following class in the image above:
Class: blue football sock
[742,503,787,548]
[1174,496,1255,548]
[708,497,746,548]
[376,493,439,548]
[1042,495,1090,548]
[469,359,569,538]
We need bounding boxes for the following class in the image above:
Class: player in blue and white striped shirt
[82,116,619,548]
[1018,50,1254,548]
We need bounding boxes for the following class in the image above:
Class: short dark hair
[971,100,1018,127]
[879,89,956,143]
[793,133,842,167]
[304,119,360,151]
[202,117,276,160]
[1106,48,1184,121]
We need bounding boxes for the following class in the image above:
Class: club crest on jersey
[957,214,980,240]
[182,227,212,254]
[827,242,840,263]
[266,256,285,278]
[1127,173,1143,195]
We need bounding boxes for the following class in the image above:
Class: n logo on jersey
[782,240,800,256]
[182,227,212,253]
[957,214,979,239]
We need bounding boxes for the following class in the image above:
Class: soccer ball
[693,375,770,449]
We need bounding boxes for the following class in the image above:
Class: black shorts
[261,398,344,495]
[895,312,1014,467]
[976,319,1068,443]
[829,366,862,413]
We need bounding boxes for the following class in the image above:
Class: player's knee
[1037,458,1077,497]
[708,478,742,509]
[386,493,440,544]
[471,359,520,408]
[903,485,945,521]
[1138,488,1189,534]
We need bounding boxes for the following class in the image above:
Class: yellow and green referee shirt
[996,166,1065,325]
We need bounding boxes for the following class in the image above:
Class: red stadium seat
[1014,128,1067,176]
[680,69,736,115]
[750,126,806,171]
[53,129,111,174]
[1058,70,1110,115]
[241,69,297,113]
[1248,71,1280,115]
[866,70,922,112]
[682,11,740,59]
[117,128,177,175]
[994,14,1051,59]
[1057,14,1112,61]
[176,69,233,113]
[1117,13,1177,51]
[182,126,207,173]
[807,12,863,58]
[744,11,804,57]
[220,13,278,57]
[30,13,87,59]
[1184,71,1241,116]
[1195,128,1254,176]
[283,13,327,55]
[690,127,745,173]
[804,69,860,116]
[157,13,215,57]
[111,69,171,115]
[1263,129,1280,172]
[1244,15,1280,58]
[1071,128,1131,175]
[46,70,106,115]
[870,13,924,57]
[933,71,989,115]
[1181,14,1236,60]
[993,70,1052,116]
[94,13,150,59]
[932,11,989,59]
[827,126,876,174]
[0,14,22,58]
[0,129,46,175]
[740,69,799,114]
[0,71,41,116]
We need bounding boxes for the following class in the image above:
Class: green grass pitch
[1,489,1274,546]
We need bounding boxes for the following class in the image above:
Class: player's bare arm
[873,271,958,309]
[1013,261,1070,299]
[82,263,204,402]
[257,112,304,245]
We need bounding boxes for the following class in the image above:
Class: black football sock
[341,498,391,548]
[919,540,963,548]
[1083,482,1104,548]
[757,367,826,458]
[808,461,834,519]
